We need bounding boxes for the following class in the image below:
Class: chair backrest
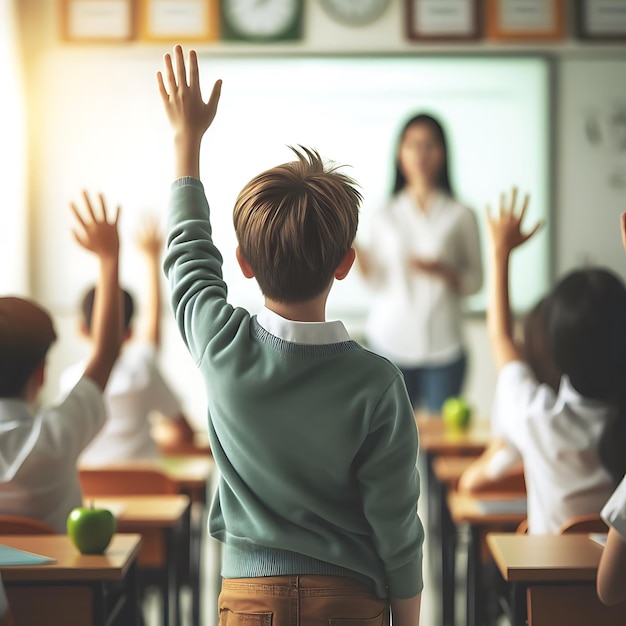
[0,515,55,535]
[516,518,529,534]
[79,468,178,497]
[559,514,609,535]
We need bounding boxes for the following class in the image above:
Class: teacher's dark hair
[392,114,454,196]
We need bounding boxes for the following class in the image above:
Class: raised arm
[136,217,164,348]
[157,45,221,179]
[486,189,541,371]
[71,191,124,390]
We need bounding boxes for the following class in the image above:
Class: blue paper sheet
[0,544,55,566]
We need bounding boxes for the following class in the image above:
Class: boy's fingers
[174,45,187,89]
[518,193,530,222]
[164,53,177,95]
[499,193,505,217]
[114,205,121,225]
[98,193,107,221]
[157,71,169,101]
[509,187,518,214]
[82,190,96,221]
[70,202,87,229]
[71,229,88,249]
[524,220,542,242]
[208,79,222,112]
[189,49,200,90]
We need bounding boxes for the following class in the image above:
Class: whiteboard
[199,55,551,317]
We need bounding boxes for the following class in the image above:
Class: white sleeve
[147,363,182,419]
[491,361,556,451]
[602,475,626,541]
[457,207,483,296]
[40,377,107,460]
[485,444,524,480]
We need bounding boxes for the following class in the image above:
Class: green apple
[442,397,472,431]
[67,505,116,555]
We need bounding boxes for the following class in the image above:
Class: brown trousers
[218,575,390,626]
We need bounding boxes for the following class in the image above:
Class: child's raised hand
[157,45,222,142]
[135,216,163,259]
[486,188,541,256]
[71,191,120,260]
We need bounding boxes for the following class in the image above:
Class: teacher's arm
[457,207,483,296]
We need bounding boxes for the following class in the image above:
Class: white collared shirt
[61,342,182,466]
[493,361,615,535]
[364,190,482,367]
[0,378,105,532]
[256,307,351,345]
[602,475,626,540]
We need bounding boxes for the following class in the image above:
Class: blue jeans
[399,352,467,414]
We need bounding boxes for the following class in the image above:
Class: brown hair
[233,146,361,303]
[0,297,57,397]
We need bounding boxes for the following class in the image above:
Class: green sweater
[164,177,424,599]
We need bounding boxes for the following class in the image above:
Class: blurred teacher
[357,114,482,414]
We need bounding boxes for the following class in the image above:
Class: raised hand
[157,45,222,143]
[135,216,163,259]
[486,188,541,257]
[71,191,120,260]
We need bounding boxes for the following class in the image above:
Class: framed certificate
[406,0,481,41]
[139,0,219,41]
[576,0,626,41]
[61,0,135,42]
[486,0,565,40]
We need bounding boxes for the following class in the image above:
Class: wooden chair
[559,514,609,534]
[0,516,54,535]
[79,468,177,497]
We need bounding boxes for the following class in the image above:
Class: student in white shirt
[0,192,123,532]
[459,296,559,493]
[62,219,195,466]
[356,114,482,413]
[475,190,626,535]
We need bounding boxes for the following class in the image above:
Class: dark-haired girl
[485,190,625,534]
[357,114,482,414]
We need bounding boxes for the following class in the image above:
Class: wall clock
[320,0,390,26]
[221,0,303,41]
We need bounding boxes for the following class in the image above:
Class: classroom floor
[142,483,512,626]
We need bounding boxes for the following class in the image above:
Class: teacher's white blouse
[364,190,482,366]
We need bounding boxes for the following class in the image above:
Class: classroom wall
[13,0,626,426]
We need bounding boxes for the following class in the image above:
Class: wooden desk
[432,456,476,488]
[92,496,189,626]
[0,534,141,626]
[416,416,491,455]
[416,416,490,626]
[448,492,527,626]
[487,534,626,626]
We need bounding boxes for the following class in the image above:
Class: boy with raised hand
[159,46,423,625]
[0,192,123,532]
[62,216,195,465]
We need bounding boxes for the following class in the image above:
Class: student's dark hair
[81,287,134,333]
[392,113,454,196]
[0,297,57,397]
[523,296,561,392]
[546,269,626,484]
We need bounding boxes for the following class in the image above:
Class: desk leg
[165,526,179,626]
[466,525,484,626]
[510,583,526,626]
[440,485,456,626]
